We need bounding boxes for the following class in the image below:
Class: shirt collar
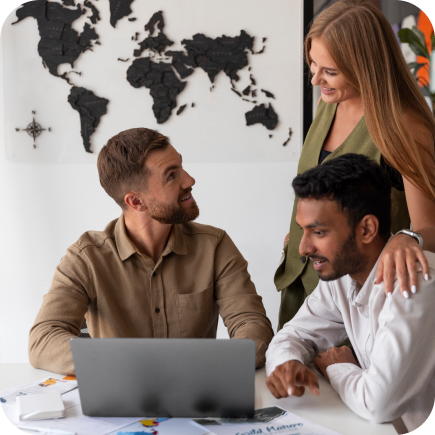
[115,215,188,261]
[162,224,188,257]
[115,215,138,261]
[348,235,394,309]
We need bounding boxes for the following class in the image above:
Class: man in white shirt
[265,153,435,433]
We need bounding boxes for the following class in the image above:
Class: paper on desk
[195,406,342,435]
[4,387,208,435]
[105,418,209,435]
[0,376,77,405]
[1,385,139,435]
[13,403,142,435]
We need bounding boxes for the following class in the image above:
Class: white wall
[0,0,300,363]
[3,0,303,164]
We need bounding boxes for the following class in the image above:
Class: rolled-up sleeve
[213,232,274,368]
[29,247,91,375]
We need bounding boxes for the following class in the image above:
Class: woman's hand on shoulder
[375,234,429,298]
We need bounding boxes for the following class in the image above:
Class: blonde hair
[306,0,435,199]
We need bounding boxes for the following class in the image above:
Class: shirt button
[152,272,156,277]
[155,308,160,313]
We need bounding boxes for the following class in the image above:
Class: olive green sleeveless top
[274,100,410,294]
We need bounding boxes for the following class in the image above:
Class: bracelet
[395,229,423,248]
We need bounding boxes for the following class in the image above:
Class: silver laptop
[70,338,255,418]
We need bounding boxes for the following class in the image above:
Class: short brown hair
[97,128,170,208]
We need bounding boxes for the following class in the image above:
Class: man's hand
[266,360,320,398]
[313,346,359,381]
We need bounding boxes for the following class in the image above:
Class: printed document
[196,406,343,435]
[0,376,77,406]
[1,381,209,435]
[106,418,209,435]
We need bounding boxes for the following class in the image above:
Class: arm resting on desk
[214,232,274,368]
[29,247,90,375]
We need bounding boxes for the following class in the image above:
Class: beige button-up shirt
[29,216,273,375]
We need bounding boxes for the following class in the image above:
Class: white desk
[0,363,397,435]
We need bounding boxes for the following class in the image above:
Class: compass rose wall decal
[15,111,51,149]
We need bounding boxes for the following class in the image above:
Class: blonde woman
[276,0,435,329]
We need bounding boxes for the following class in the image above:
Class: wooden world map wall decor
[3,0,304,163]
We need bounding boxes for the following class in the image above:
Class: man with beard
[265,154,435,433]
[29,128,273,375]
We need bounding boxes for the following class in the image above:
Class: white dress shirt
[266,248,435,432]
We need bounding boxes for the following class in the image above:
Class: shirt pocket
[176,283,214,338]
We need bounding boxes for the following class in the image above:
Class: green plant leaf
[409,42,430,58]
[398,28,414,43]
[407,61,428,74]
[398,28,430,58]
[412,26,427,45]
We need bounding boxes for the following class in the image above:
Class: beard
[147,191,200,225]
[313,232,367,282]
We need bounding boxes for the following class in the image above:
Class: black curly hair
[292,153,391,240]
